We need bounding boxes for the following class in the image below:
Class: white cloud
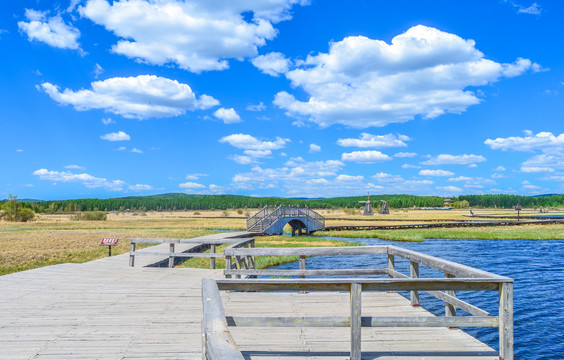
[244,149,272,157]
[274,25,540,128]
[252,52,291,76]
[494,165,506,171]
[179,181,206,189]
[219,134,289,150]
[79,0,307,73]
[18,9,82,52]
[341,150,392,163]
[437,186,462,193]
[485,131,564,152]
[421,154,486,165]
[33,168,125,191]
[100,131,130,141]
[232,155,255,165]
[337,133,410,148]
[128,184,154,191]
[185,173,208,180]
[94,63,104,78]
[116,146,126,151]
[214,107,241,124]
[448,176,473,182]
[16,149,24,152]
[515,2,541,15]
[395,152,417,158]
[372,172,404,183]
[520,166,554,173]
[419,169,455,176]
[101,117,114,125]
[64,164,86,170]
[309,144,321,153]
[246,102,266,111]
[401,163,421,169]
[41,75,219,119]
[336,174,364,182]
[131,148,143,154]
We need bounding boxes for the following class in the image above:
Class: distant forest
[4,193,563,213]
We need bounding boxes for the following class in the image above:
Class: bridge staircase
[246,205,325,235]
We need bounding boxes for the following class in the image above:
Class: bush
[193,211,201,215]
[237,209,244,215]
[222,210,229,217]
[16,208,35,222]
[72,211,107,221]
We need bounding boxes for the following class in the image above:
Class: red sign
[100,238,119,246]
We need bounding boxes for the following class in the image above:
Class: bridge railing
[129,237,254,269]
[205,245,513,360]
[247,205,325,232]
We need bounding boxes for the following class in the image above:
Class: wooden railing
[128,237,254,269]
[203,245,513,360]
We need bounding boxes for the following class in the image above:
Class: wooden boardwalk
[0,235,498,360]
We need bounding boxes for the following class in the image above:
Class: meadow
[1,208,562,275]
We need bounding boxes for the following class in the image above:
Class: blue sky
[1,0,563,200]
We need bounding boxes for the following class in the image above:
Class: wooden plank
[201,279,245,360]
[225,246,388,257]
[350,283,362,360]
[225,316,499,328]
[499,282,514,360]
[132,252,225,258]
[224,269,389,277]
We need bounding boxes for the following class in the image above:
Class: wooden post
[350,283,362,360]
[410,261,419,307]
[499,282,514,360]
[299,255,306,279]
[445,273,456,317]
[168,243,175,268]
[250,239,255,269]
[129,242,136,267]
[225,255,232,279]
[387,254,395,278]
[210,244,216,270]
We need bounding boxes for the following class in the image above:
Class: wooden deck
[0,237,498,360]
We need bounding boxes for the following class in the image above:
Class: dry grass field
[1,208,562,275]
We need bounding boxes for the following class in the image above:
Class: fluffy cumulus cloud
[40,75,219,119]
[337,133,410,148]
[214,107,241,124]
[179,181,206,189]
[33,168,126,191]
[437,185,462,193]
[309,144,321,153]
[79,0,307,73]
[252,52,291,76]
[395,152,417,158]
[485,131,564,173]
[274,25,541,128]
[100,131,131,141]
[18,9,82,51]
[419,169,454,176]
[341,150,392,163]
[219,134,289,150]
[421,154,487,165]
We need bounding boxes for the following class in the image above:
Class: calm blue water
[272,237,564,359]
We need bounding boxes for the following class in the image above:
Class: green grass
[178,235,361,269]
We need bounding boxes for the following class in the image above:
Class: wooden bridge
[0,232,513,360]
[246,205,325,235]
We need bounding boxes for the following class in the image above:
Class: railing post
[168,243,175,268]
[250,239,255,269]
[225,255,232,278]
[129,241,136,267]
[350,282,362,360]
[210,244,216,270]
[299,255,306,279]
[387,254,395,278]
[445,273,456,317]
[410,261,419,306]
[499,282,514,360]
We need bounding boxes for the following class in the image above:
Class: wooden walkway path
[0,234,498,360]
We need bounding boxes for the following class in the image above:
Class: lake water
[272,237,564,359]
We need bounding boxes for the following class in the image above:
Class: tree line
[2,193,563,216]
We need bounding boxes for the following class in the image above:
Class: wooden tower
[359,193,374,216]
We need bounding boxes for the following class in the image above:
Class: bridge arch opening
[287,219,308,236]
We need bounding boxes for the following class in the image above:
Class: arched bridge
[246,206,325,235]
